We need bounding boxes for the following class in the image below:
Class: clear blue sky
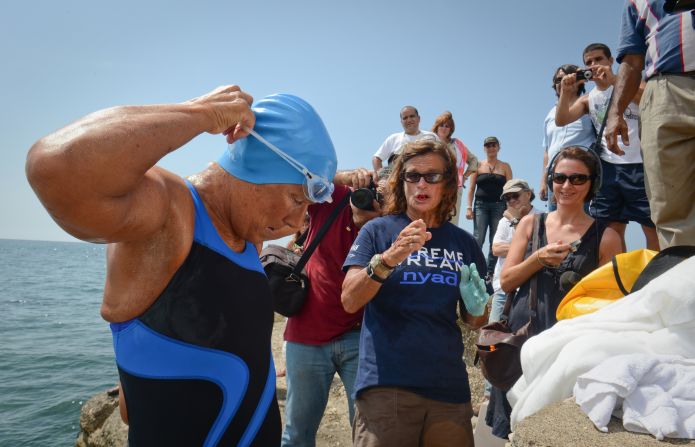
[2,0,648,249]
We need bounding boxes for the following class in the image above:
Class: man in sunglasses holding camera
[555,43,659,252]
[541,64,596,212]
[26,85,338,446]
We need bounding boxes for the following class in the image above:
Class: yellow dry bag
[556,249,658,320]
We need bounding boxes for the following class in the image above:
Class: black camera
[665,0,695,13]
[575,68,593,81]
[351,183,383,211]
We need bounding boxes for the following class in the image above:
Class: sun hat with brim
[500,178,532,199]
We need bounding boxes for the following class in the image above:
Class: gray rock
[76,390,127,447]
[512,398,695,447]
[73,322,486,447]
[462,322,486,405]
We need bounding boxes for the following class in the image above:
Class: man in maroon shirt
[281,167,383,446]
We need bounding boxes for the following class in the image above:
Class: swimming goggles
[243,128,334,203]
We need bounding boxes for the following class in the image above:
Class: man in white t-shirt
[372,106,437,171]
[555,43,658,251]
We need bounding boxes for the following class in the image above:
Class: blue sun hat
[218,94,337,203]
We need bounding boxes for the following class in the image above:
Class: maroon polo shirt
[284,185,364,344]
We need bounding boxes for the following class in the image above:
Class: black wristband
[366,263,386,283]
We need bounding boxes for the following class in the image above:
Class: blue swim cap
[218,94,337,188]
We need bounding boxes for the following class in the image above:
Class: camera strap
[591,88,615,155]
[293,190,352,275]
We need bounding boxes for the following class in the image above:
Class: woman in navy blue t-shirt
[342,138,490,447]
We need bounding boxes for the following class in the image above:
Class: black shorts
[590,160,655,227]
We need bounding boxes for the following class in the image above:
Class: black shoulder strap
[292,191,352,275]
[529,213,542,317]
[592,88,615,153]
[612,256,630,296]
[294,229,308,247]
[500,213,543,320]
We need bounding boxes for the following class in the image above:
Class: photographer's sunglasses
[551,172,591,186]
[402,171,445,184]
[244,128,334,203]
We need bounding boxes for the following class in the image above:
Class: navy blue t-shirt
[343,213,487,403]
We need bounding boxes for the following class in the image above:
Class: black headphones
[546,145,603,197]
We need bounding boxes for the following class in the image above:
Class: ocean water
[0,239,118,446]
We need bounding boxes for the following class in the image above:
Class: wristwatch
[367,254,394,282]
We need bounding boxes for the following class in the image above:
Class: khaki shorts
[353,387,474,447]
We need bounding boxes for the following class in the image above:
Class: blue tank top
[110,181,280,446]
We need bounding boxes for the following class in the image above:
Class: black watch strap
[366,263,386,283]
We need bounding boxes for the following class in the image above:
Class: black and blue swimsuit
[110,181,280,446]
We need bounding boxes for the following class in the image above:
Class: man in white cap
[490,179,541,322]
[26,85,338,446]
[477,178,541,412]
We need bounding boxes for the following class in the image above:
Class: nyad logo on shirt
[399,247,465,286]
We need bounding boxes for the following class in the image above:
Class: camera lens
[576,68,593,81]
[351,188,375,210]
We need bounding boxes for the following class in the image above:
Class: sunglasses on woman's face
[551,172,591,185]
[402,171,445,184]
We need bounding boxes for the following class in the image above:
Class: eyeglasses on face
[551,172,591,185]
[402,171,445,184]
[484,142,498,148]
[503,192,521,202]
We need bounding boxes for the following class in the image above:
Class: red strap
[454,139,468,187]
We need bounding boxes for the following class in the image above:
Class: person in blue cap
[26,85,338,446]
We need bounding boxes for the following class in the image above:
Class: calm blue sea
[0,239,118,446]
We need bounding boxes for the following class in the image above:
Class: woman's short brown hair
[383,138,458,225]
[431,111,455,137]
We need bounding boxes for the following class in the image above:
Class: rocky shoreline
[77,318,695,447]
[75,317,483,446]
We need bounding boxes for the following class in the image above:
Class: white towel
[575,354,695,440]
[507,257,695,433]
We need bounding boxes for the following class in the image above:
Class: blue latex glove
[459,263,489,316]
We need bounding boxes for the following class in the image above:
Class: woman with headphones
[485,146,622,440]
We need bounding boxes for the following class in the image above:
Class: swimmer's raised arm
[26,85,254,243]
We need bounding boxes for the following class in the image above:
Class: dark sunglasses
[551,172,591,185]
[484,142,498,147]
[402,171,445,184]
[503,192,521,202]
